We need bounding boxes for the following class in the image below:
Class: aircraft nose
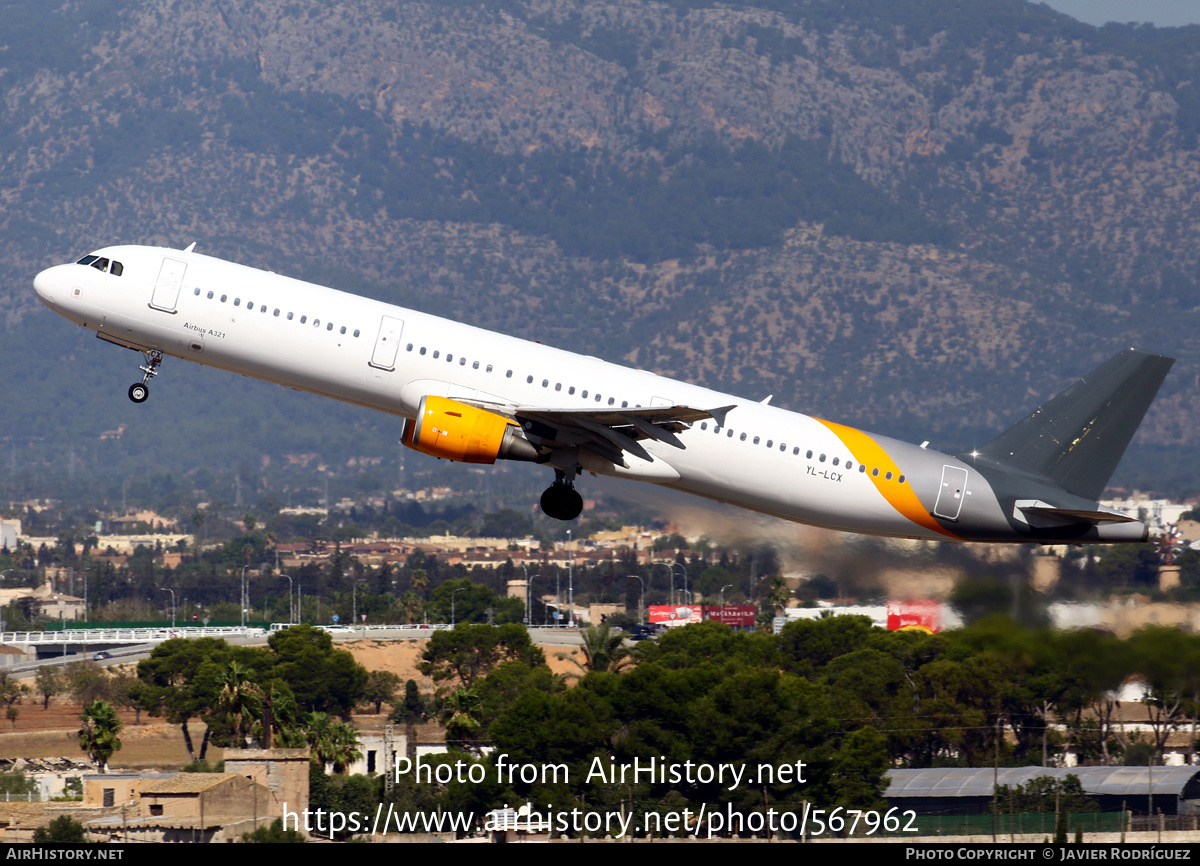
[33,265,64,306]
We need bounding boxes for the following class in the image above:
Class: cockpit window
[74,254,123,275]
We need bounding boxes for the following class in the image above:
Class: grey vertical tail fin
[976,348,1174,500]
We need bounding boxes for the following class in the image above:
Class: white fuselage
[33,244,1144,544]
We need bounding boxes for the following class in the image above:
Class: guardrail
[0,626,266,644]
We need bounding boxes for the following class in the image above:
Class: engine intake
[401,396,538,464]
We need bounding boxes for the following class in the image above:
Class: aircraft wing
[466,401,735,467]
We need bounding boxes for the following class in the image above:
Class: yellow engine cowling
[401,396,538,464]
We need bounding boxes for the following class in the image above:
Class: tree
[78,701,123,771]
[441,686,483,754]
[64,661,111,706]
[136,638,235,761]
[303,712,362,775]
[33,815,88,843]
[217,660,264,748]
[267,624,368,715]
[0,771,37,799]
[34,666,64,710]
[108,668,145,726]
[392,680,426,724]
[361,670,401,715]
[479,509,532,540]
[0,672,28,713]
[558,623,633,676]
[428,578,500,625]
[992,774,1099,814]
[420,623,547,688]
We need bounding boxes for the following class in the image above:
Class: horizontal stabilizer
[977,349,1173,500]
[1013,500,1139,526]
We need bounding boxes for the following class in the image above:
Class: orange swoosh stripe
[816,419,959,539]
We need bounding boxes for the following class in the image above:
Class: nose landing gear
[540,470,583,521]
[128,349,163,403]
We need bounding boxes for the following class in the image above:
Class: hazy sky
[1041,0,1200,27]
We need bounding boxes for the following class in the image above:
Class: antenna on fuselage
[183,242,197,253]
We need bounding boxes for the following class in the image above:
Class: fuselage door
[150,258,187,313]
[933,465,969,521]
[369,315,405,371]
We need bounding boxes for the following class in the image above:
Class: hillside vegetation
[2,0,1198,498]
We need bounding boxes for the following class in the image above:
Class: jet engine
[401,396,538,464]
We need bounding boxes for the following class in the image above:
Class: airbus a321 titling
[34,244,1173,544]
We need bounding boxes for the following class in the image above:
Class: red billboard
[648,605,755,627]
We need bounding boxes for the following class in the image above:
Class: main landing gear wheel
[540,482,583,521]
[128,383,149,404]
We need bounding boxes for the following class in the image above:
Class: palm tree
[78,701,123,772]
[558,623,633,676]
[399,591,423,624]
[251,681,302,749]
[441,686,483,753]
[217,660,263,748]
[303,712,362,774]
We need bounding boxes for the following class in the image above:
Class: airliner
[33,244,1173,543]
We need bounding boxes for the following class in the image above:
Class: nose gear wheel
[128,349,163,403]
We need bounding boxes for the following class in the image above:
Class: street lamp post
[627,574,645,625]
[284,574,294,624]
[672,562,689,609]
[566,530,574,629]
[656,562,673,608]
[353,579,366,631]
[240,565,250,629]
[160,588,176,629]
[520,564,530,625]
[451,587,467,626]
[0,570,15,633]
